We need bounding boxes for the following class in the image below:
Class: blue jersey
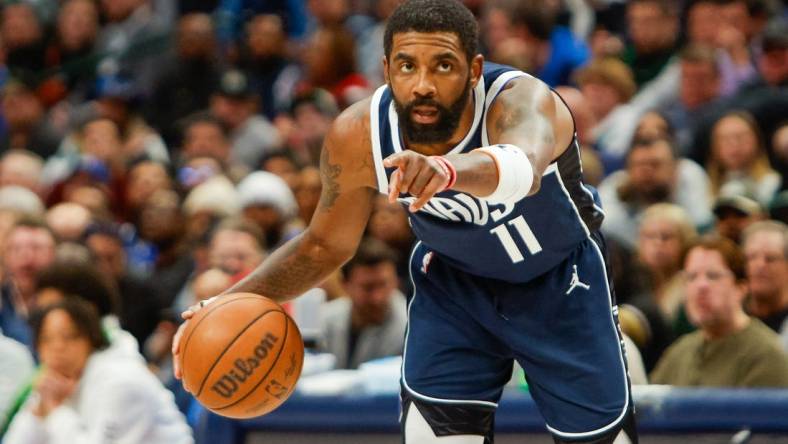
[369,63,603,283]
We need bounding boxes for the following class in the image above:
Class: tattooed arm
[172,101,377,379]
[484,77,564,195]
[221,100,378,302]
[442,76,575,198]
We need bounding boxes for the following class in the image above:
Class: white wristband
[474,144,534,204]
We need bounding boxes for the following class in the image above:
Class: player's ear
[382,56,390,85]
[470,54,484,87]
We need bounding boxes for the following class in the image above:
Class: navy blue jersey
[369,62,603,283]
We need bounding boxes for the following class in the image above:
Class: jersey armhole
[369,85,390,194]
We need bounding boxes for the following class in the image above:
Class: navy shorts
[401,235,630,439]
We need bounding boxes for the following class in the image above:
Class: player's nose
[413,72,437,97]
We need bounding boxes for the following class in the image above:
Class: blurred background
[0,0,787,443]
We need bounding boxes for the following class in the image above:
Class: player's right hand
[383,151,451,212]
[172,296,219,382]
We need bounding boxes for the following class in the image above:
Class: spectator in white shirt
[4,299,193,444]
[0,330,34,430]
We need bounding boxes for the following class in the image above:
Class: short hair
[628,0,679,16]
[635,110,676,141]
[679,43,720,76]
[384,0,479,63]
[80,116,122,138]
[30,298,109,351]
[741,220,788,259]
[510,0,557,41]
[9,215,55,241]
[290,88,339,118]
[82,221,123,243]
[126,157,173,180]
[574,58,637,102]
[35,260,119,317]
[641,203,698,248]
[180,111,230,140]
[259,149,303,171]
[687,235,747,281]
[627,136,678,160]
[211,217,266,251]
[342,237,399,278]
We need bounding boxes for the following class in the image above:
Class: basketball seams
[194,308,283,397]
[213,311,292,412]
[181,295,264,371]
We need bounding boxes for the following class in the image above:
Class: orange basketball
[179,293,304,419]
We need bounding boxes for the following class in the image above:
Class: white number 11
[489,215,543,263]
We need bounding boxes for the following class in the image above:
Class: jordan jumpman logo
[566,265,590,294]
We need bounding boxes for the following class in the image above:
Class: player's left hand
[172,296,219,382]
[383,151,451,212]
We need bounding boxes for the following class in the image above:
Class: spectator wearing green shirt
[650,236,788,387]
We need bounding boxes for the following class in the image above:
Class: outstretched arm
[386,76,572,211]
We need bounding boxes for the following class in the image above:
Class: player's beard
[393,79,471,144]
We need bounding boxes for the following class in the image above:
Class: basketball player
[173,1,638,442]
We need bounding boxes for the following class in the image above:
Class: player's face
[384,31,482,144]
[684,247,745,332]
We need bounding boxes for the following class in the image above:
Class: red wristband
[431,156,457,191]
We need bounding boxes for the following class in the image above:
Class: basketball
[179,293,304,419]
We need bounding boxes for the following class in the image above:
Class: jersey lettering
[397,194,515,226]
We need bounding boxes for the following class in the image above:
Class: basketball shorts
[401,233,631,441]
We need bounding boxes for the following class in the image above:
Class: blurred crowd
[0,0,787,441]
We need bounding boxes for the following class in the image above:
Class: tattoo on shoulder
[319,146,342,209]
[495,98,526,134]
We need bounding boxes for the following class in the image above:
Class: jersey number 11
[490,215,543,263]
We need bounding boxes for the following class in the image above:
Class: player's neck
[404,95,476,156]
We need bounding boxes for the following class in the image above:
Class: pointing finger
[409,174,445,212]
[388,169,403,203]
[383,152,407,168]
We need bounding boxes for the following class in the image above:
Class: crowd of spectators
[0,0,786,441]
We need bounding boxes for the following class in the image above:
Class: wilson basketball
[179,293,304,419]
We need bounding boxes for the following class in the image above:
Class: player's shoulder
[496,71,549,97]
[328,96,373,146]
[323,96,377,187]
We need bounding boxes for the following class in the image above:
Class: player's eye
[400,62,414,73]
[438,62,452,72]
